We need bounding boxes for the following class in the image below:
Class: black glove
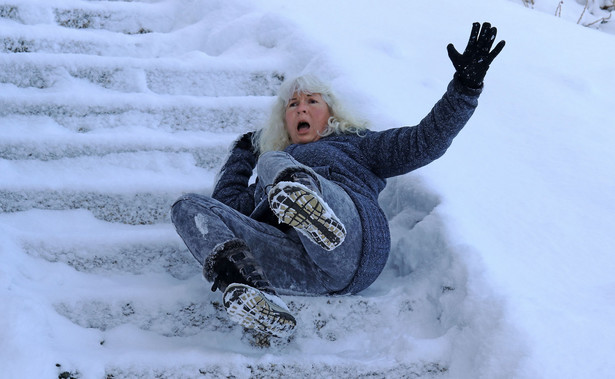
[234,131,255,152]
[447,22,506,88]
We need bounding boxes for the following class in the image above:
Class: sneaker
[223,283,296,338]
[268,180,346,251]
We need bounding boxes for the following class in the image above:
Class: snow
[1,0,614,378]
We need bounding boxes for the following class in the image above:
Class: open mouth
[297,121,310,131]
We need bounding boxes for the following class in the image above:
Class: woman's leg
[171,193,332,295]
[256,151,363,292]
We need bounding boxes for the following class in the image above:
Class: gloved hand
[234,131,255,151]
[232,131,260,165]
[447,22,506,88]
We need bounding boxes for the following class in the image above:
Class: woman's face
[284,92,331,145]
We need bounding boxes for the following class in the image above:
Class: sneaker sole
[268,182,346,251]
[223,283,296,338]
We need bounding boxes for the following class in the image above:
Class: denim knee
[171,193,193,225]
[171,193,218,225]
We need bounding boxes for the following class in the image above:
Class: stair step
[0,151,215,192]
[0,53,284,96]
[1,1,175,35]
[0,151,217,223]
[20,219,197,279]
[0,91,272,132]
[1,189,186,224]
[0,20,158,56]
[0,117,234,163]
[51,278,452,374]
[7,208,198,274]
[53,3,171,35]
[0,138,230,166]
[54,294,232,338]
[32,242,199,280]
[48,270,453,352]
[102,361,447,379]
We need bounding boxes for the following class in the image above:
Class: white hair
[256,74,369,154]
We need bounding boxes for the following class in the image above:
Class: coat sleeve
[211,140,258,216]
[361,78,482,178]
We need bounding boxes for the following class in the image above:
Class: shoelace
[289,171,320,192]
[235,260,276,294]
[211,245,276,295]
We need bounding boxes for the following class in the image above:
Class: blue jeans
[171,151,362,295]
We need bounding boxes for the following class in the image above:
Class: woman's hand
[232,131,260,161]
[234,131,255,151]
[447,22,506,88]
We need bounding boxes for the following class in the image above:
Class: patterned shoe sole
[268,182,346,251]
[223,283,296,338]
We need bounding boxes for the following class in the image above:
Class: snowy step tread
[1,1,183,34]
[0,90,272,132]
[0,151,216,223]
[13,209,197,277]
[0,151,215,192]
[0,120,235,162]
[0,53,284,96]
[1,190,186,224]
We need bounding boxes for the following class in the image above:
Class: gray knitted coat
[212,78,482,294]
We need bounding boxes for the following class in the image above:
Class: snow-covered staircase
[0,0,284,225]
[1,1,485,377]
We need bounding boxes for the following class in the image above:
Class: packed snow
[1,0,614,378]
